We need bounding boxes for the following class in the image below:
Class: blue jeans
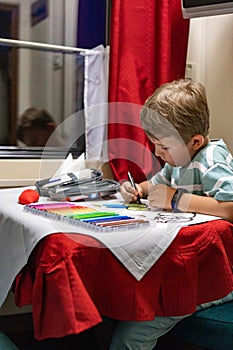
[109,291,233,350]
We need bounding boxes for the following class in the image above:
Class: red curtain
[108,0,190,182]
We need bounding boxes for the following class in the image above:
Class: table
[0,187,232,341]
[13,220,233,341]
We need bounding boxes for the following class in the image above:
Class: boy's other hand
[148,184,177,210]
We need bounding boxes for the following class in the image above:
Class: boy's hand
[120,181,143,203]
[148,184,177,210]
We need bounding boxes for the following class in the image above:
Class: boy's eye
[154,141,169,150]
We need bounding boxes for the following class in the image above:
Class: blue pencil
[82,215,133,223]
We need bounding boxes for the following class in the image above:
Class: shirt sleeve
[202,163,233,201]
[150,164,173,186]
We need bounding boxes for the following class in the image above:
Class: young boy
[109,79,233,349]
[121,78,233,222]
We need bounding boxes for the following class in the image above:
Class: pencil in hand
[127,171,141,204]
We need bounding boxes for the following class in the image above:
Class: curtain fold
[75,0,108,161]
[108,0,190,182]
[82,45,109,161]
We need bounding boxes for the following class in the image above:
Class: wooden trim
[0,3,19,145]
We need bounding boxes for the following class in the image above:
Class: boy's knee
[109,321,157,349]
[109,316,186,350]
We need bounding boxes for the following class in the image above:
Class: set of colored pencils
[24,202,149,232]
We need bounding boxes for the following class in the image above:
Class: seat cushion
[0,331,19,350]
[171,301,233,350]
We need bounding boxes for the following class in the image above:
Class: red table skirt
[14,219,233,340]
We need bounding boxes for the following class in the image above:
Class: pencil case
[35,168,103,197]
[48,179,120,201]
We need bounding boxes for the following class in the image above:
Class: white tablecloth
[0,187,220,306]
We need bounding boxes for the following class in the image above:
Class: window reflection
[17,107,65,147]
[0,45,85,155]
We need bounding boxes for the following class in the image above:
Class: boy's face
[151,136,194,167]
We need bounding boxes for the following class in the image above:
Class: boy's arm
[148,184,233,222]
[178,192,233,223]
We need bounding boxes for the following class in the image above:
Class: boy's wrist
[171,188,189,211]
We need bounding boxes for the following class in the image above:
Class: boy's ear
[191,134,205,150]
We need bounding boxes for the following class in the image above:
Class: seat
[170,301,233,350]
[0,331,19,350]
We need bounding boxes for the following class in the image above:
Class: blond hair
[140,79,210,144]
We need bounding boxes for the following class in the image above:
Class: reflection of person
[111,79,233,349]
[17,107,65,147]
